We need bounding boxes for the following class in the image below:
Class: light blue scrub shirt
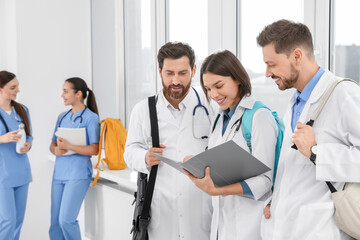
[291,67,325,131]
[0,105,33,188]
[52,108,100,180]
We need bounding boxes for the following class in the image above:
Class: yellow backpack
[92,118,127,186]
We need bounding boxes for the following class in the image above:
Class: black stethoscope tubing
[58,107,87,128]
[0,107,23,133]
[192,87,210,139]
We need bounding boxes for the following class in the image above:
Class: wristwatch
[310,145,317,163]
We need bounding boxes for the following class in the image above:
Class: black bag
[131,96,159,240]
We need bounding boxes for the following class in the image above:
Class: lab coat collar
[215,94,256,121]
[237,94,256,111]
[296,67,325,102]
[158,87,193,110]
[306,70,336,105]
[289,70,335,107]
[214,94,255,142]
[287,70,337,130]
[157,87,196,128]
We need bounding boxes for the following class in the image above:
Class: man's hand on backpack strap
[292,122,316,158]
[146,144,166,167]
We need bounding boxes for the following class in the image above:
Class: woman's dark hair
[0,70,31,135]
[200,50,251,101]
[65,77,99,115]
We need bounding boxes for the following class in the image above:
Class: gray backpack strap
[291,78,357,150]
[310,78,358,193]
[310,78,358,121]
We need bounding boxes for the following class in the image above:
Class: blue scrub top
[0,105,33,188]
[52,108,100,180]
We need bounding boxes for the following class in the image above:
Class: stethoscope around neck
[191,87,211,139]
[225,115,244,141]
[0,107,23,133]
[212,109,244,142]
[154,87,210,140]
[58,107,87,128]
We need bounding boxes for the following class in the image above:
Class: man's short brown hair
[257,19,314,58]
[157,42,195,70]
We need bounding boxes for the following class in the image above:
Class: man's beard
[277,64,299,91]
[163,80,191,100]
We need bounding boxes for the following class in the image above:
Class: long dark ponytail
[65,77,99,115]
[0,71,31,135]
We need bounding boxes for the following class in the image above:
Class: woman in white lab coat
[185,50,278,240]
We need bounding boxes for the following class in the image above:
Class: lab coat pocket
[294,154,313,165]
[148,190,160,230]
[235,198,262,240]
[293,202,340,240]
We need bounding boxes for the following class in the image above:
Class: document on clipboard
[55,127,86,155]
[153,140,270,187]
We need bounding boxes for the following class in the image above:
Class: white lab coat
[124,87,216,240]
[261,70,360,240]
[208,95,278,240]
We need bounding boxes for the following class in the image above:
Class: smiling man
[257,19,360,240]
[125,42,215,240]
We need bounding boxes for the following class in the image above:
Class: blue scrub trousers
[49,178,91,240]
[0,184,29,240]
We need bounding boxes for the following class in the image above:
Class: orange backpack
[92,118,127,186]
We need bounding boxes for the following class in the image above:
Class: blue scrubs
[49,108,99,240]
[0,105,33,240]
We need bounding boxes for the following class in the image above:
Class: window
[124,0,157,124]
[167,0,208,85]
[238,0,304,117]
[331,0,360,83]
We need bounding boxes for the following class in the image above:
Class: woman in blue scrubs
[0,71,33,240]
[49,77,100,240]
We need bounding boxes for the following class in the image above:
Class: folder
[153,140,270,187]
[55,127,86,155]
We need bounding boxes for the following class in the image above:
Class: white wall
[1,0,92,239]
[0,0,17,71]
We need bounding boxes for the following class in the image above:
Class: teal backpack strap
[241,101,268,154]
[271,111,284,190]
[241,101,284,191]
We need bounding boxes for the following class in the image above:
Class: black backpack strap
[309,160,337,193]
[140,96,160,220]
[0,113,9,133]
